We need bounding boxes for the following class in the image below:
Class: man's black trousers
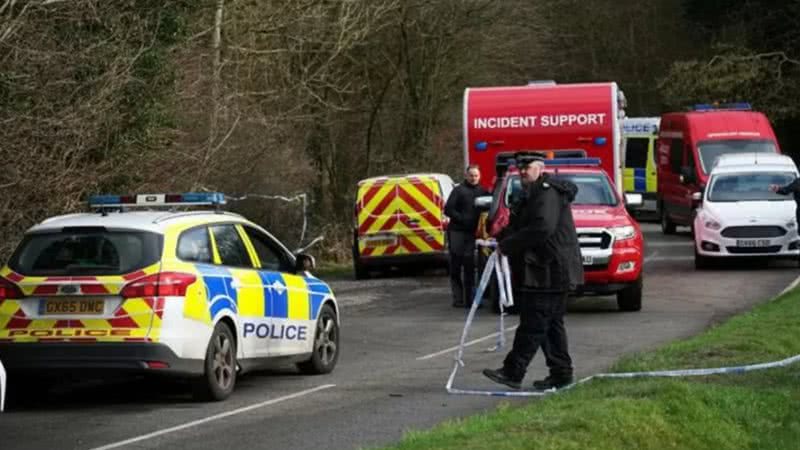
[448,230,476,306]
[503,290,572,380]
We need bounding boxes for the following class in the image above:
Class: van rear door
[356,177,445,258]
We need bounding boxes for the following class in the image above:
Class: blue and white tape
[447,245,800,397]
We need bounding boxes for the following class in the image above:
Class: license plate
[41,298,104,315]
[582,255,593,265]
[736,239,771,248]
[363,235,398,247]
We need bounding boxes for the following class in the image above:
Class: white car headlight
[704,219,722,231]
[611,225,636,240]
[786,220,796,229]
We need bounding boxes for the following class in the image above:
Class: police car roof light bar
[88,192,227,210]
[543,157,601,167]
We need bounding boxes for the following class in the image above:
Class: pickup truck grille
[577,230,612,249]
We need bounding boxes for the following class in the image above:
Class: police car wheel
[194,322,237,401]
[297,304,339,375]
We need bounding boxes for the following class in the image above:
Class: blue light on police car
[88,192,226,208]
[88,195,123,205]
[179,192,226,204]
[475,141,488,152]
[593,137,607,146]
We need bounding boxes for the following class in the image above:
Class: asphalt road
[3,223,798,450]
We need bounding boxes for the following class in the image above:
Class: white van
[693,153,800,268]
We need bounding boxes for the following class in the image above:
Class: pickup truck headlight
[610,225,636,240]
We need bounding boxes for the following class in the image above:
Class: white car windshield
[698,139,778,173]
[707,171,796,202]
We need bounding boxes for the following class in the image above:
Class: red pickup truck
[478,156,644,312]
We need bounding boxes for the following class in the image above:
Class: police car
[0,193,340,401]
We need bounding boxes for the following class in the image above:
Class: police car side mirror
[624,193,643,208]
[294,253,316,272]
[474,195,492,212]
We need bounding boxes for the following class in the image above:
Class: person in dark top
[482,154,583,390]
[771,178,800,227]
[444,165,490,307]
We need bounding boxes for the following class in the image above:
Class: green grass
[313,261,354,280]
[374,287,800,450]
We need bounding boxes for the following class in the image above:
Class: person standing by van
[445,165,489,307]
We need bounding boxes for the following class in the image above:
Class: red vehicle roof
[661,110,779,144]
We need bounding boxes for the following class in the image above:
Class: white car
[693,153,800,269]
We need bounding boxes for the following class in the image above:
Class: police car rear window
[8,228,163,276]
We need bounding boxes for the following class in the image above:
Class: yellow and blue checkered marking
[196,264,238,318]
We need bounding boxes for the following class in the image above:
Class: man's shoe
[532,375,574,391]
[482,368,522,390]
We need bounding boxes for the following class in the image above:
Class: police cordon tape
[446,240,800,397]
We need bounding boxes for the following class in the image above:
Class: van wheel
[661,209,676,235]
[617,277,642,311]
[353,245,369,280]
[298,304,339,374]
[193,322,237,401]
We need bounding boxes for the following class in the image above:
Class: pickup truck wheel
[661,209,676,235]
[617,277,642,312]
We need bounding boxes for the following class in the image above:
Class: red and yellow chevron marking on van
[0,265,164,343]
[356,175,446,258]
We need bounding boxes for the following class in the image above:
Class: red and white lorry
[465,81,645,311]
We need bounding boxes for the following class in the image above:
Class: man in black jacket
[444,165,490,307]
[483,154,583,390]
[771,178,800,227]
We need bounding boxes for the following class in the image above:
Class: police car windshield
[708,171,795,203]
[698,140,778,173]
[8,229,163,276]
[504,174,617,206]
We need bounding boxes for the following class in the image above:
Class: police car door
[241,226,312,357]
[207,224,265,358]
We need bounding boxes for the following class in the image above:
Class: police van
[0,193,340,401]
[622,117,660,215]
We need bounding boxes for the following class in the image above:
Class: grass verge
[313,260,354,280]
[375,285,800,450]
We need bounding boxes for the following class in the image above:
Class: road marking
[645,255,695,262]
[778,273,800,297]
[417,325,519,360]
[643,251,659,264]
[646,241,693,247]
[88,384,336,450]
